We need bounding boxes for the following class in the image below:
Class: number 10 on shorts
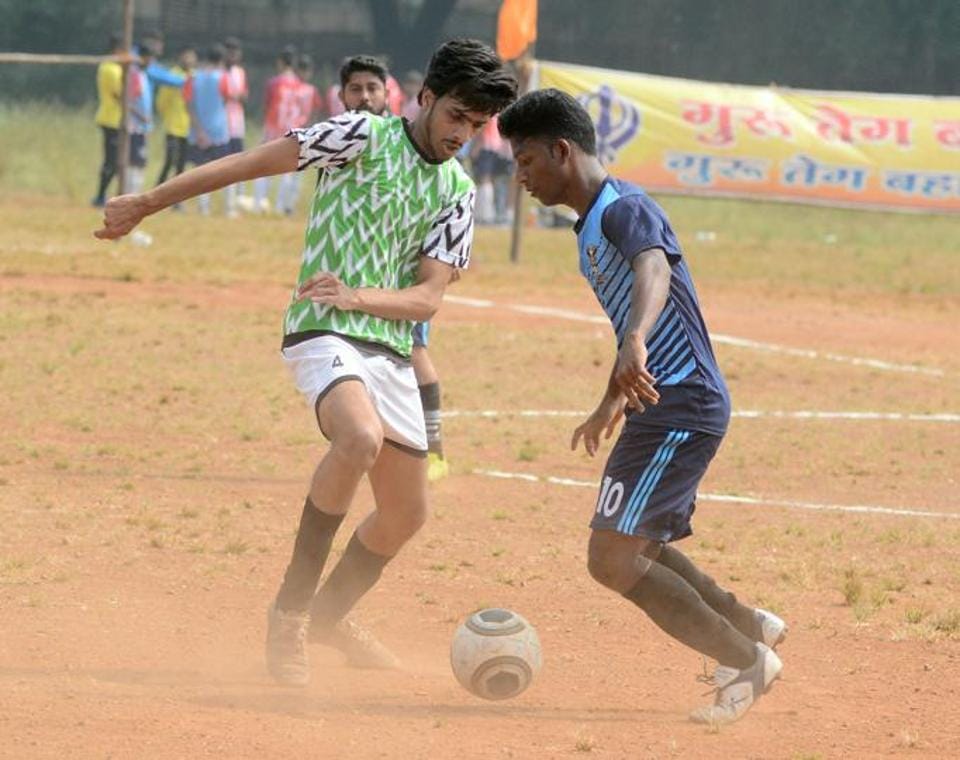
[596,476,625,518]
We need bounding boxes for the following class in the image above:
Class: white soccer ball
[450,608,542,700]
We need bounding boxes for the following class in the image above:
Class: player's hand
[571,396,626,457]
[614,334,659,411]
[94,194,151,240]
[296,271,358,310]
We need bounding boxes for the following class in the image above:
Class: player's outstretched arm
[93,138,299,240]
[296,257,455,323]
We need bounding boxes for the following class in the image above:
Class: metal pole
[508,52,534,264]
[0,53,116,64]
[116,0,135,195]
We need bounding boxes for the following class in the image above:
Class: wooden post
[116,0,135,195]
[508,52,535,264]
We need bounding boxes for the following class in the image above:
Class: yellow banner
[538,61,960,213]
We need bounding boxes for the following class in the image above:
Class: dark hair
[297,53,314,73]
[422,38,517,114]
[205,44,226,64]
[339,55,388,88]
[137,38,158,59]
[108,32,123,51]
[223,37,242,50]
[278,46,297,68]
[498,88,597,155]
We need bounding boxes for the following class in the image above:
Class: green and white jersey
[282,112,475,358]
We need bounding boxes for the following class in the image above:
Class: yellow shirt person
[94,60,124,129]
[155,64,190,138]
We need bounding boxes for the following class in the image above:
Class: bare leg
[310,443,427,634]
[587,530,755,669]
[274,380,383,612]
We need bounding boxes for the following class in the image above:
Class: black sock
[95,168,113,202]
[419,382,443,458]
[310,532,392,633]
[274,497,345,612]
[657,544,762,642]
[624,561,756,669]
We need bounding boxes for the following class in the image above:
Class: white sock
[253,177,269,210]
[277,173,300,214]
[224,184,237,215]
[124,167,145,195]
[477,181,495,224]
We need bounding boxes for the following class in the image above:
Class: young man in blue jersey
[499,89,786,726]
[184,45,234,216]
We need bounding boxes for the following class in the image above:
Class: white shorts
[281,334,427,455]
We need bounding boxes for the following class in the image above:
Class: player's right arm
[94,138,299,239]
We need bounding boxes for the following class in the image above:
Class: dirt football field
[1,194,958,759]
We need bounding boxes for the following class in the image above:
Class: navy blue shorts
[129,133,147,168]
[412,321,430,348]
[227,137,245,155]
[590,420,723,543]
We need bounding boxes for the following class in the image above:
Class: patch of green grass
[842,568,864,606]
[881,577,907,593]
[904,608,926,624]
[515,441,540,462]
[574,735,596,752]
[223,540,250,556]
[931,610,960,635]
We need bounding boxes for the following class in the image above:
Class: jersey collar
[402,118,445,166]
[573,176,612,234]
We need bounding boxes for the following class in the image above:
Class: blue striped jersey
[574,177,730,435]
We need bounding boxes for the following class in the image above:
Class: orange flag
[497,0,538,61]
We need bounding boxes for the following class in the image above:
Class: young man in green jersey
[95,39,517,687]
[335,53,452,481]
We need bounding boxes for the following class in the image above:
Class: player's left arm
[146,61,186,88]
[297,181,473,320]
[296,257,454,322]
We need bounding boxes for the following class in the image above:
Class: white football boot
[755,608,788,649]
[690,643,783,725]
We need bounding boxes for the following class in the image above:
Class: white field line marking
[445,409,960,423]
[443,294,946,377]
[472,468,960,520]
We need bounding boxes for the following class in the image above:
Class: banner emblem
[579,84,641,164]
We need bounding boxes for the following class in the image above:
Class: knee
[586,532,658,593]
[333,425,383,470]
[372,500,428,555]
[400,502,429,540]
[586,551,617,589]
[586,538,631,592]
[392,495,429,541]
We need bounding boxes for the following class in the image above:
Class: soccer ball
[450,608,542,700]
